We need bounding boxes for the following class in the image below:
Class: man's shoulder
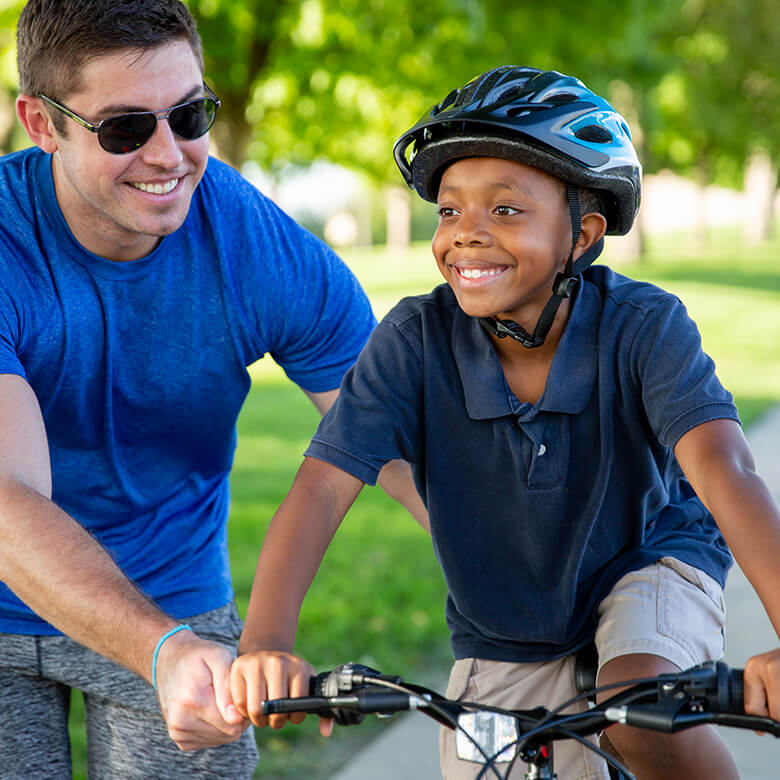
[0,147,44,201]
[193,156,316,246]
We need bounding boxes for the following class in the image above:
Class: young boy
[231,67,780,778]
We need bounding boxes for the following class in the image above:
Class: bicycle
[260,659,780,779]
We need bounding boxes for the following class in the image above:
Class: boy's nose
[454,225,492,247]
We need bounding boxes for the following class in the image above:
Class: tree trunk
[386,186,411,249]
[744,149,777,244]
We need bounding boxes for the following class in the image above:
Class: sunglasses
[38,84,220,154]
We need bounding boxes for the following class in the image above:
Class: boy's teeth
[461,267,500,279]
[132,179,178,194]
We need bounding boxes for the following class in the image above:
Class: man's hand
[744,647,780,722]
[154,630,250,750]
[230,649,334,737]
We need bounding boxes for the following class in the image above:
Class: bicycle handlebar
[261,660,779,778]
[262,659,778,730]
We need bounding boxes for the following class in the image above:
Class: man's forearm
[0,478,176,681]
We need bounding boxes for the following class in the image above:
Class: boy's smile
[432,157,574,330]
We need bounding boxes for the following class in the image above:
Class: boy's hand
[743,648,780,721]
[230,650,334,737]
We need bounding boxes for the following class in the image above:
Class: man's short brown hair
[17,0,203,112]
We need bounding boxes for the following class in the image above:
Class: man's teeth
[131,179,178,194]
[460,267,502,279]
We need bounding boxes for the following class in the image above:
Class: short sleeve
[193,161,376,393]
[0,287,26,380]
[306,316,424,485]
[631,295,739,447]
[266,234,376,392]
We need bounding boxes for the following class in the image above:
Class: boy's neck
[488,299,571,405]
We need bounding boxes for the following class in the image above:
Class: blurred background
[1,1,778,777]
[0,0,777,255]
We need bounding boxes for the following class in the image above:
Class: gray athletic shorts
[0,602,258,779]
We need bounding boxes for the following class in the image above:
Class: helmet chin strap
[478,184,603,349]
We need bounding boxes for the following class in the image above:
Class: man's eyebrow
[94,85,203,118]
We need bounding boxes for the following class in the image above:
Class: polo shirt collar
[453,278,599,420]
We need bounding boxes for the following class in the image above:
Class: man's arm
[304,388,429,531]
[674,417,780,719]
[231,455,363,733]
[0,374,246,749]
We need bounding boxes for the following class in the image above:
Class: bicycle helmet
[393,65,642,348]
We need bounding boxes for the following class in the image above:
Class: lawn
[68,229,780,778]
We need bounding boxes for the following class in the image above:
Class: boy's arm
[304,388,429,531]
[231,455,364,732]
[674,417,780,718]
[0,374,246,749]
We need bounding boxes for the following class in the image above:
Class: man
[0,1,425,777]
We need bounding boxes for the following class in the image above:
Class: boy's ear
[16,94,60,153]
[574,211,608,260]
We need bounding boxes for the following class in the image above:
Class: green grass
[67,228,780,778]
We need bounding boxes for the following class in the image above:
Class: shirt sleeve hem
[662,403,741,448]
[305,438,382,486]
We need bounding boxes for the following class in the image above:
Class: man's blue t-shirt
[306,273,738,662]
[0,147,375,634]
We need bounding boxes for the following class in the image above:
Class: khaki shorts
[439,557,726,780]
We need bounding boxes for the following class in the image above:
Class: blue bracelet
[152,624,193,690]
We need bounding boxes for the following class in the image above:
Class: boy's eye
[438,206,458,218]
[495,205,520,216]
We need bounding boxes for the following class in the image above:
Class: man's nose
[139,118,184,168]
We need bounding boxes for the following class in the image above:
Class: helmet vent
[496,85,528,103]
[438,89,459,113]
[546,92,578,104]
[574,125,613,143]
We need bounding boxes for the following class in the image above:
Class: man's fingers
[209,650,246,725]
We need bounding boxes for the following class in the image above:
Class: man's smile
[129,178,180,195]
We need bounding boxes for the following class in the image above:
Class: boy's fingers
[319,716,334,738]
[744,649,780,720]
[743,668,769,717]
[229,663,247,718]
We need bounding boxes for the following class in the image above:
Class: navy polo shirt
[307,266,737,662]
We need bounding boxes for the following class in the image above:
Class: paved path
[330,406,780,779]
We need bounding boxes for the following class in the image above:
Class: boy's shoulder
[383,283,459,328]
[584,264,682,315]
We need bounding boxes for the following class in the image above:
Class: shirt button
[537,444,547,456]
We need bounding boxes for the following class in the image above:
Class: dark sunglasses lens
[169,98,217,140]
[99,113,157,154]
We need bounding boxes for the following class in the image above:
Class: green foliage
[647,0,780,183]
[2,0,778,180]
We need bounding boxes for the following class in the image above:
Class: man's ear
[574,211,608,260]
[16,94,60,153]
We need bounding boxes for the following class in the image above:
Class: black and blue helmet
[394,66,641,236]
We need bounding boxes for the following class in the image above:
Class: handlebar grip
[261,696,332,716]
[715,662,744,714]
